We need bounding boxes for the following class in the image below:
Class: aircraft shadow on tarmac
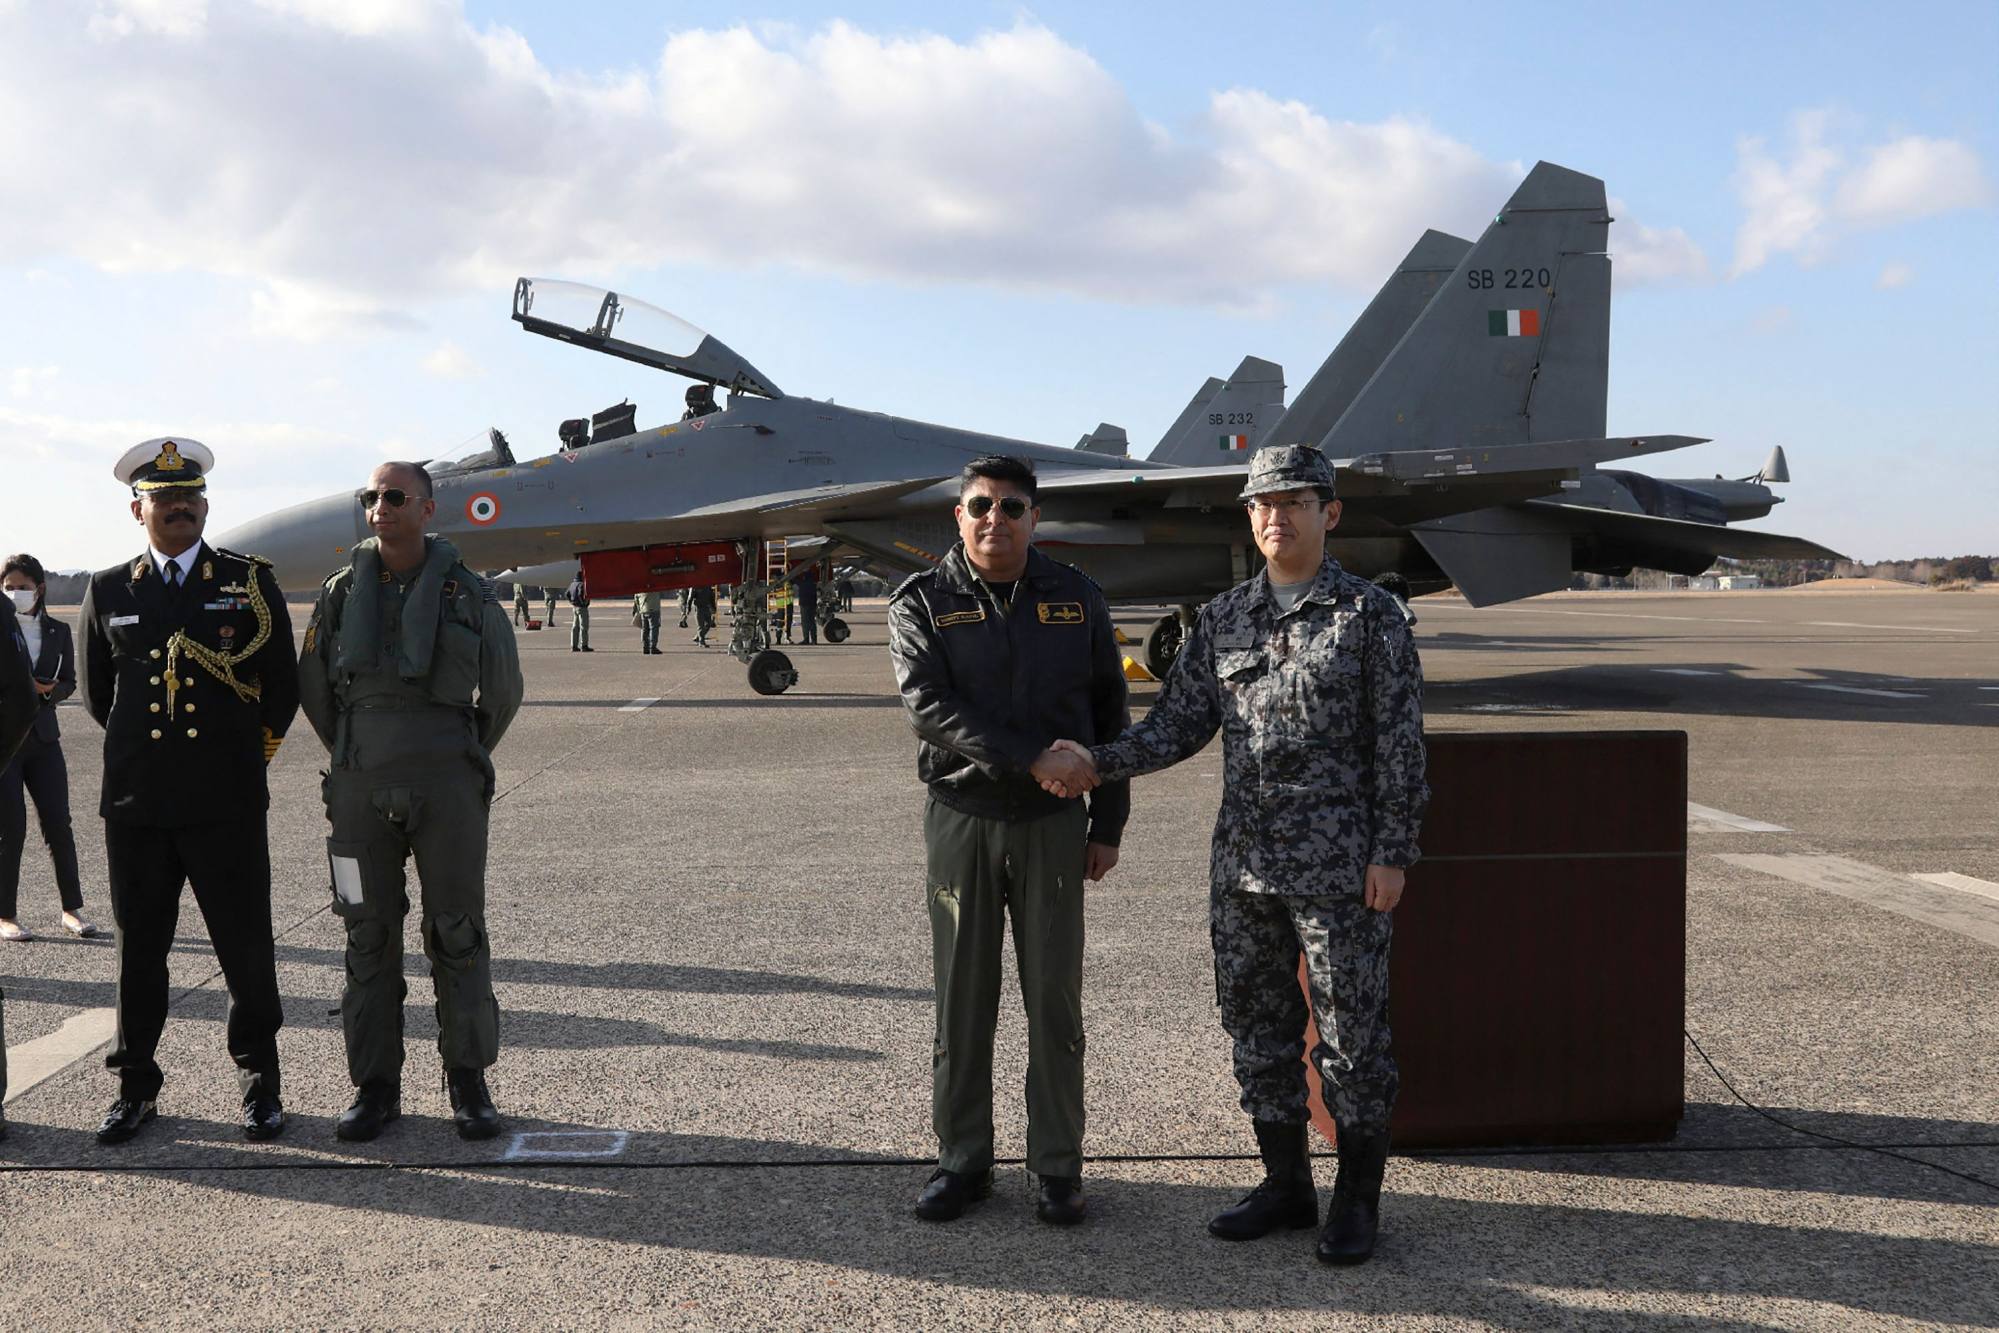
[1421,665,1999,728]
[3,975,885,1062]
[5,1122,1989,1327]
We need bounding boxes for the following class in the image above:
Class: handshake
[1031,739,1100,799]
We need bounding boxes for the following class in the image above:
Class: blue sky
[3,0,1993,568]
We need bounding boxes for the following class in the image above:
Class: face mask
[6,589,36,614]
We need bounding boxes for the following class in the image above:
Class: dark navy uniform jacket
[78,541,299,826]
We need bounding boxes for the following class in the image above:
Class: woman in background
[0,553,95,941]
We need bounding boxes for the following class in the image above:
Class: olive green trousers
[924,797,1088,1179]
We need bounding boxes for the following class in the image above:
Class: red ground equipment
[580,541,745,598]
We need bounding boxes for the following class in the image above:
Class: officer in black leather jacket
[887,454,1129,1228]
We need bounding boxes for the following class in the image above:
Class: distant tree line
[1570,554,1994,591]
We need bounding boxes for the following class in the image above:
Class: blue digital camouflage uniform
[1092,556,1427,1134]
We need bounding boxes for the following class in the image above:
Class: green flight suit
[298,537,523,1091]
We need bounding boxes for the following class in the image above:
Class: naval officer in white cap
[76,438,300,1144]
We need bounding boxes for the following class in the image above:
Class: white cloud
[88,0,207,40]
[0,403,373,569]
[421,341,483,380]
[1875,261,1914,290]
[6,365,60,398]
[1608,198,1711,287]
[1729,112,1988,277]
[0,8,1533,331]
[1747,305,1794,335]
[1834,136,1991,225]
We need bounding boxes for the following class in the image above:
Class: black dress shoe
[913,1167,993,1221]
[95,1097,157,1145]
[446,1069,502,1141]
[243,1094,287,1142]
[1036,1175,1086,1226]
[336,1085,401,1142]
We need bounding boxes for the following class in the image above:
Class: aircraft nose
[214,490,366,594]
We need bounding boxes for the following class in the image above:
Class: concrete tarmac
[1,589,1994,1330]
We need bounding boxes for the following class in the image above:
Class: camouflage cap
[1238,443,1336,501]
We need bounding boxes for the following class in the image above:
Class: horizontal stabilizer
[1075,423,1130,455]
[1412,510,1575,606]
[1526,502,1847,562]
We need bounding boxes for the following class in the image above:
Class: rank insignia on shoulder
[378,571,393,584]
[936,609,986,627]
[1037,602,1084,625]
[302,621,317,654]
[201,561,213,581]
[443,579,457,600]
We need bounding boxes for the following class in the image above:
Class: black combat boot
[336,1082,401,1142]
[1317,1129,1390,1265]
[446,1069,503,1141]
[1209,1119,1319,1240]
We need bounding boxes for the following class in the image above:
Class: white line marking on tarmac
[1654,668,1723,677]
[1687,803,1790,833]
[502,1130,632,1160]
[617,697,661,713]
[1804,621,1977,634]
[1791,682,1926,700]
[2,1007,116,1105]
[1910,872,1999,906]
[1717,854,1999,949]
[1517,609,1764,625]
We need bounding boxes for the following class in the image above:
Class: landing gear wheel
[822,617,851,644]
[747,649,797,695]
[1142,614,1184,678]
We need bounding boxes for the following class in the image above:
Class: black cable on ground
[1683,1027,1999,1196]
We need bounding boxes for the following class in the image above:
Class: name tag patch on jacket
[109,615,142,627]
[1037,602,1084,625]
[935,609,986,628]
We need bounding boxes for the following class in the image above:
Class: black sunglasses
[964,495,1030,520]
[356,488,416,510]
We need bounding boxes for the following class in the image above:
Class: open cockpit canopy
[512,278,784,399]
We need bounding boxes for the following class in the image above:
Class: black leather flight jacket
[888,544,1129,844]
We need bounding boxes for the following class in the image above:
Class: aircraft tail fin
[1326,162,1612,456]
[1149,357,1284,466]
[1263,230,1471,448]
[1075,423,1130,456]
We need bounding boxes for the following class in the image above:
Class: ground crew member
[887,454,1129,1227]
[690,585,717,646]
[0,595,42,1141]
[795,565,820,645]
[299,461,523,1142]
[636,589,662,654]
[678,587,692,628]
[567,571,592,652]
[543,585,559,628]
[1053,443,1427,1265]
[77,438,299,1145]
[512,583,529,626]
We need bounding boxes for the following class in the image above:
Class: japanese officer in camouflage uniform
[1056,443,1427,1265]
[298,462,524,1142]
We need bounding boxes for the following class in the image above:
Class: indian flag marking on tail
[1487,308,1541,337]
[1219,434,1250,451]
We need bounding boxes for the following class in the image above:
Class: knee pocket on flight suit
[343,918,398,986]
[426,912,486,971]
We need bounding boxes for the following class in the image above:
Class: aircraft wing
[1036,436,1708,506]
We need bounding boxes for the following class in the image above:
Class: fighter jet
[220,161,1839,694]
